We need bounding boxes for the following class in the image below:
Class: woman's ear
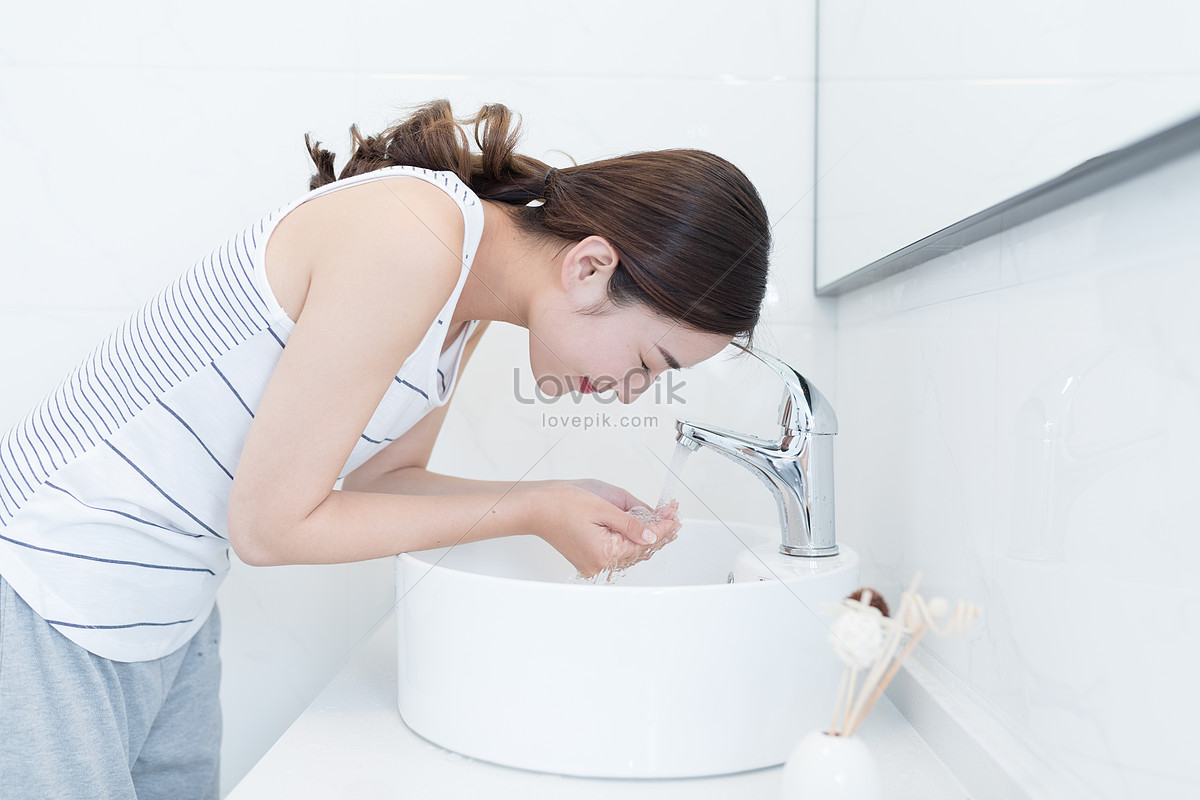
[560,236,619,295]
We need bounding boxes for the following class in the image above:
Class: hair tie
[541,167,557,198]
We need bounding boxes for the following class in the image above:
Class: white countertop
[228,612,970,799]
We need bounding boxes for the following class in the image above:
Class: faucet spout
[675,349,838,558]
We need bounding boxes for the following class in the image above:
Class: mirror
[814,1,1200,291]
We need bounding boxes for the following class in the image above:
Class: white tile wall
[0,2,820,795]
[836,148,1200,798]
[356,1,815,80]
[0,65,357,310]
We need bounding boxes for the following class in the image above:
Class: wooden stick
[847,623,928,737]
[860,588,874,611]
[839,668,859,736]
[830,665,850,736]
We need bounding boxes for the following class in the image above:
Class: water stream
[656,440,694,511]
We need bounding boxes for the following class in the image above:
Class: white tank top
[0,165,483,661]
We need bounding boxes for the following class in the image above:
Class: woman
[0,99,770,798]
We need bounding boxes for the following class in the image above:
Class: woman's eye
[641,360,650,375]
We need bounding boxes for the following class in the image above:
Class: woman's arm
[339,319,502,497]
[227,178,523,565]
[239,485,538,565]
[352,464,559,497]
[341,320,572,499]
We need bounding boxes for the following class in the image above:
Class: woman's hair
[305,100,770,346]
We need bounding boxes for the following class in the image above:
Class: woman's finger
[610,507,657,545]
[648,514,682,540]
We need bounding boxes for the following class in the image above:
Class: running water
[568,442,695,585]
[656,440,694,510]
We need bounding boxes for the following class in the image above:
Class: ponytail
[305,100,551,202]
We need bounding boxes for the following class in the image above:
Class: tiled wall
[820,4,1200,795]
[0,2,823,794]
[835,142,1200,798]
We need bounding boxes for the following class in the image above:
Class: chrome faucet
[675,348,838,557]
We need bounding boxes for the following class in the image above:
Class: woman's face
[528,301,732,404]
[526,235,734,403]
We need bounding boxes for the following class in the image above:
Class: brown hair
[305,100,770,345]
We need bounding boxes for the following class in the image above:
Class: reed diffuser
[824,573,982,737]
[781,576,982,799]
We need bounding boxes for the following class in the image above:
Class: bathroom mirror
[813,0,1200,292]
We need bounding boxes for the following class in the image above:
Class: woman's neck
[451,201,562,330]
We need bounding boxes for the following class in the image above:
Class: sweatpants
[0,575,221,800]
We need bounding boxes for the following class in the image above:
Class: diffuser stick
[840,669,859,735]
[847,622,928,737]
[830,666,850,736]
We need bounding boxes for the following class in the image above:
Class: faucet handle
[739,347,838,436]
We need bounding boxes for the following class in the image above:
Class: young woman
[0,99,770,798]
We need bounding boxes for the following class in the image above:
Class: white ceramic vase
[781,730,882,800]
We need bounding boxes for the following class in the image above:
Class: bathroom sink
[394,519,859,778]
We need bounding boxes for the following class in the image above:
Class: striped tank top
[0,165,484,661]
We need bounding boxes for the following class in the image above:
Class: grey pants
[0,575,221,800]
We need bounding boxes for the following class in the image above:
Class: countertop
[227,611,970,799]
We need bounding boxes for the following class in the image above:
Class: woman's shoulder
[317,175,464,289]
[275,172,466,265]
[265,171,468,323]
[341,170,468,242]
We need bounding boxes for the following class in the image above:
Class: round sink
[395,519,859,778]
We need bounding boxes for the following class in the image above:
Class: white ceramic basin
[395,519,859,778]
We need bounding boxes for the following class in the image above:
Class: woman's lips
[580,376,595,394]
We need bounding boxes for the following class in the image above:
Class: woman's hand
[526,485,681,578]
[554,477,677,519]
